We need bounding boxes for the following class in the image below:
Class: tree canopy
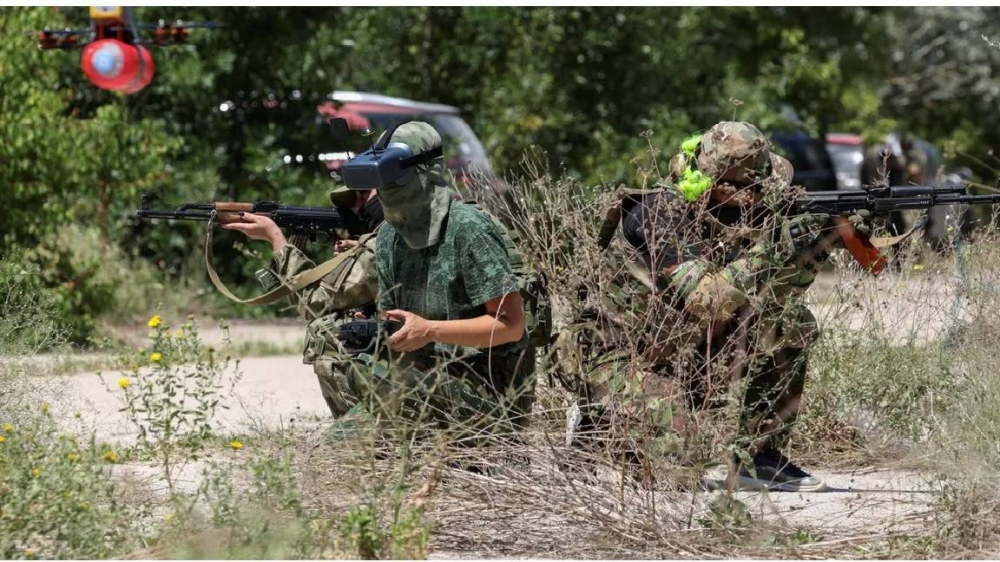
[2,6,998,332]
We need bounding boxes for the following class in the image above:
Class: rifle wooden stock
[833,216,888,274]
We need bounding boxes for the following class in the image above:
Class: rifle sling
[204,219,360,305]
[869,216,929,249]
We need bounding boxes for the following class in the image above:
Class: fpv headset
[339,121,443,191]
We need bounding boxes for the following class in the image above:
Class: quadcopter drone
[33,6,223,94]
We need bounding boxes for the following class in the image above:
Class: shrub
[23,225,125,344]
[0,252,66,355]
[0,406,137,559]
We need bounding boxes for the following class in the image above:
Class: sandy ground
[727,467,934,536]
[106,318,306,351]
[809,268,970,345]
[28,356,936,548]
[39,354,329,446]
[15,270,960,553]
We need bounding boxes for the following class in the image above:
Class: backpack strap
[329,230,380,293]
[204,219,367,305]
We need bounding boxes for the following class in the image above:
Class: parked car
[315,91,496,189]
[216,90,498,190]
[825,133,865,190]
[769,131,839,192]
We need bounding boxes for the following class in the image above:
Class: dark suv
[769,131,839,192]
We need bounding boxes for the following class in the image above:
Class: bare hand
[385,310,437,353]
[220,213,287,252]
[334,239,360,254]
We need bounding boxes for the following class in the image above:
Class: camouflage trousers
[306,310,537,440]
[343,345,537,445]
[303,313,364,418]
[558,303,817,463]
[312,358,361,417]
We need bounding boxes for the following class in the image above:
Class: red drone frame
[34,6,223,94]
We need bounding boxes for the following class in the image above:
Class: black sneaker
[736,450,826,492]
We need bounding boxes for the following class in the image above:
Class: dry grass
[7,159,1000,558]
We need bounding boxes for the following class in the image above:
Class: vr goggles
[337,120,443,191]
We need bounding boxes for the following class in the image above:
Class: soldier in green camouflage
[349,121,536,443]
[561,121,875,491]
[221,185,385,418]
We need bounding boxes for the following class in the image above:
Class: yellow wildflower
[104,450,118,463]
[147,314,162,328]
[174,328,185,339]
[24,548,36,557]
[165,512,175,523]
[229,439,244,450]
[40,402,50,414]
[67,452,80,462]
[31,467,41,478]
[117,377,130,389]
[913,264,925,272]
[78,502,90,511]
[3,423,11,432]
[150,352,162,363]
[0,435,6,444]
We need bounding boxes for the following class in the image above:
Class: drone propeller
[23,27,92,37]
[133,20,228,30]
[31,29,91,50]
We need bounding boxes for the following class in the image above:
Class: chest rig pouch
[301,233,379,365]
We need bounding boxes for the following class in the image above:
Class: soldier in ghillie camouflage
[559,121,876,492]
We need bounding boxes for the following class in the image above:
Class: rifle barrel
[793,184,1000,215]
[134,198,369,237]
[135,209,214,221]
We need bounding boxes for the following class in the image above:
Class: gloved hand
[847,209,874,238]
[745,213,833,296]
[770,213,833,265]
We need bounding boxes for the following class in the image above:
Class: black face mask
[357,195,385,232]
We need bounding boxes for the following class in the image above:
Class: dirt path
[728,467,934,536]
[37,357,936,550]
[40,353,329,446]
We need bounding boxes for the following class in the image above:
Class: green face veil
[376,121,455,250]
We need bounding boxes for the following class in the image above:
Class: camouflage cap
[385,120,443,156]
[696,121,774,186]
[377,121,455,249]
[329,184,359,209]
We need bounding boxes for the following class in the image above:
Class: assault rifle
[337,318,403,354]
[134,193,368,241]
[134,193,371,305]
[792,182,1000,216]
[791,181,1000,273]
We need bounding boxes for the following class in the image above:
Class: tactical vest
[465,201,554,350]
